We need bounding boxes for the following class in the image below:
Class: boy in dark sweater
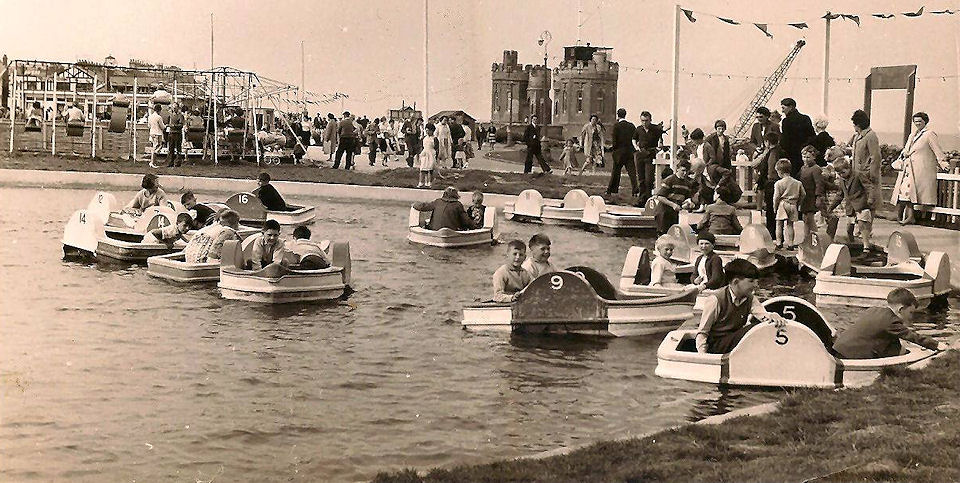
[654,160,696,235]
[695,258,786,354]
[833,288,944,359]
[254,172,290,212]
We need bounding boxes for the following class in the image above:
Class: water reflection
[686,386,789,423]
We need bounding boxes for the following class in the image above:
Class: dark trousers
[764,181,777,238]
[334,137,357,169]
[708,324,757,354]
[405,137,420,167]
[655,202,679,235]
[524,146,551,174]
[166,131,182,165]
[635,155,656,200]
[368,140,378,165]
[607,148,639,195]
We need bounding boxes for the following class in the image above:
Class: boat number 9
[239,194,249,204]
[550,275,563,290]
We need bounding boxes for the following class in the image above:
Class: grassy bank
[0,152,644,204]
[373,354,960,483]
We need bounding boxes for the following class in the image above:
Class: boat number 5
[239,194,249,204]
[775,304,796,345]
[775,328,789,345]
[550,275,564,290]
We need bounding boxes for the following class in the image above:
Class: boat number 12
[550,275,563,290]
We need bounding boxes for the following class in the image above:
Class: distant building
[428,110,477,132]
[489,44,618,139]
[388,103,422,122]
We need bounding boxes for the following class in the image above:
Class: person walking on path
[891,112,948,225]
[632,111,664,201]
[848,109,882,212]
[778,98,815,176]
[523,115,552,175]
[606,108,639,198]
[580,114,604,173]
[436,116,453,167]
[323,113,338,162]
[333,112,358,170]
[147,104,166,169]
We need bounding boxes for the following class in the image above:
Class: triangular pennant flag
[840,14,861,26]
[716,16,740,25]
[681,8,696,22]
[823,12,841,20]
[754,23,773,38]
[903,6,924,17]
[788,22,809,29]
[872,13,895,18]
[931,9,956,14]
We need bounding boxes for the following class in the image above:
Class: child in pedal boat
[832,288,945,358]
[697,184,743,236]
[492,239,534,302]
[284,225,331,270]
[465,192,486,229]
[123,173,167,215]
[249,219,286,270]
[649,234,682,288]
[184,209,241,263]
[141,213,192,246]
[522,234,557,278]
[695,258,786,354]
[254,172,290,212]
[692,232,725,290]
[181,191,217,229]
[412,186,475,231]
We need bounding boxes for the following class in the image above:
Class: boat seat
[564,266,619,301]
[66,122,85,137]
[666,223,696,264]
[24,120,42,132]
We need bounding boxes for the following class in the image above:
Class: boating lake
[1,186,958,482]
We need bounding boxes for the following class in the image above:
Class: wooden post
[132,76,137,161]
[91,74,97,157]
[213,72,219,165]
[669,4,680,166]
[822,14,831,116]
[52,68,57,155]
[8,62,14,153]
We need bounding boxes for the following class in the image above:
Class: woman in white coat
[891,112,947,225]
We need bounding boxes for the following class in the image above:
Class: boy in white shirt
[521,233,558,278]
[147,104,166,168]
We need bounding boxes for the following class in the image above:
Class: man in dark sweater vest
[833,288,944,359]
[696,259,786,354]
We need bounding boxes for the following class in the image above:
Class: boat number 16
[550,275,563,290]
[239,194,249,204]
[775,304,796,346]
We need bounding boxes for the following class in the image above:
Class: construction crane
[732,40,806,139]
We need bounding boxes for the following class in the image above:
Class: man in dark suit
[606,108,639,197]
[749,106,780,153]
[523,115,551,174]
[704,119,732,169]
[779,98,815,176]
[631,111,664,201]
[833,288,944,359]
[755,131,783,237]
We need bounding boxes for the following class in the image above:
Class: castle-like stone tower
[552,45,619,137]
[491,51,531,126]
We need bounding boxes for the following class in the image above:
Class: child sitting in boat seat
[697,184,743,236]
[249,219,287,270]
[692,232,725,290]
[141,212,192,246]
[181,191,216,229]
[465,191,486,229]
[284,225,331,270]
[492,239,534,303]
[695,258,787,354]
[183,209,241,263]
[522,233,558,279]
[412,186,475,231]
[254,172,291,212]
[649,234,682,288]
[123,173,167,215]
[832,288,945,359]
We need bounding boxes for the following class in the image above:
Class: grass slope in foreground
[373,354,960,483]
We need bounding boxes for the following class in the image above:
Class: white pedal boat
[668,223,780,272]
[503,189,561,224]
[618,246,714,311]
[224,192,316,226]
[681,209,762,248]
[798,230,923,275]
[462,269,697,337]
[146,252,220,283]
[217,235,351,303]
[656,296,939,388]
[62,202,184,262]
[582,196,655,235]
[813,243,950,308]
[407,205,499,248]
[541,189,589,226]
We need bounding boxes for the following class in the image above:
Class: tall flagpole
[301,40,305,104]
[210,13,214,70]
[670,4,680,165]
[822,13,831,116]
[423,0,429,120]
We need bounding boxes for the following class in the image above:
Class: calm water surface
[1,186,956,482]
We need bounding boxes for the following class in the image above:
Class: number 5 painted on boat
[550,275,563,290]
[782,305,796,320]
[775,328,789,345]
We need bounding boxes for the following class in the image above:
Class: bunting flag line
[840,14,861,26]
[788,22,809,29]
[716,16,740,24]
[931,8,957,13]
[682,8,696,22]
[872,13,895,18]
[903,6,925,16]
[754,23,773,38]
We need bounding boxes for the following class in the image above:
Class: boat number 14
[775,304,796,346]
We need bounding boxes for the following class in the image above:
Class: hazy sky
[3,0,958,145]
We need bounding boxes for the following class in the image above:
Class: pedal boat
[224,192,316,226]
[668,223,779,272]
[680,209,762,248]
[656,296,939,388]
[217,236,351,303]
[147,252,220,283]
[581,196,655,235]
[798,230,924,275]
[503,189,560,224]
[813,243,950,308]
[407,205,499,248]
[540,189,589,226]
[618,246,713,310]
[462,269,697,337]
[62,202,184,262]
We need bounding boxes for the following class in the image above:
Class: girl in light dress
[418,123,440,188]
[649,234,682,288]
[436,117,453,167]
